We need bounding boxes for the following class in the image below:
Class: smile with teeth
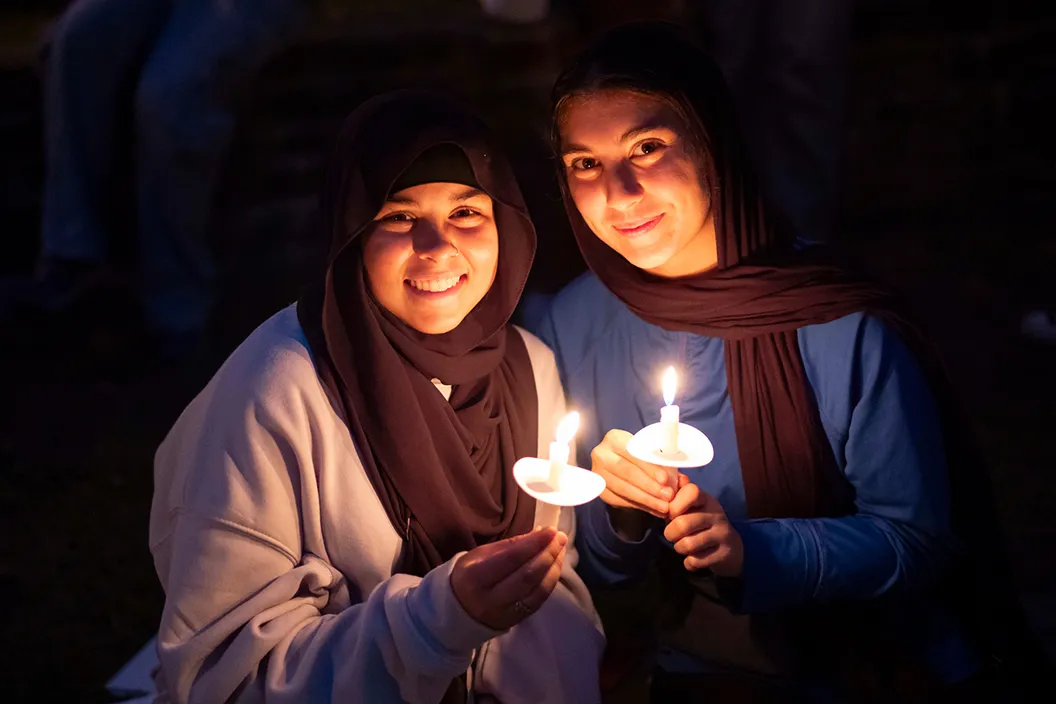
[406,274,465,293]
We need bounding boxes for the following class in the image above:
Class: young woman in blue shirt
[535,21,1040,702]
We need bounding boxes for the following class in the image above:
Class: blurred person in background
[693,0,855,247]
[7,0,312,361]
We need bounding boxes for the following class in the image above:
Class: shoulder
[513,325,555,368]
[513,325,560,394]
[152,305,339,545]
[206,304,327,411]
[797,311,935,438]
[798,312,921,391]
[156,305,335,480]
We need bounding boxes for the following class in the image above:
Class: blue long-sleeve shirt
[530,273,978,682]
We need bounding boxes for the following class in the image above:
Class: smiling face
[558,89,718,278]
[362,182,499,334]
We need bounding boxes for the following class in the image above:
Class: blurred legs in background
[696,0,855,245]
[23,0,311,360]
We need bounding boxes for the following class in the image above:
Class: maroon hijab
[298,91,539,580]
[553,21,1041,686]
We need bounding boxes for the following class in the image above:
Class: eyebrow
[384,186,487,206]
[562,123,671,157]
[453,187,487,202]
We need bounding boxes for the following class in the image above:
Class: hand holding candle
[664,482,744,577]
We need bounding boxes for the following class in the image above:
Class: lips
[612,214,664,238]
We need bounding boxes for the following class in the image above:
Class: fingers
[667,483,723,520]
[592,433,673,515]
[615,456,675,501]
[667,482,702,518]
[602,428,634,447]
[517,547,565,613]
[685,546,730,572]
[599,471,670,517]
[491,532,567,604]
[466,528,558,587]
[664,510,720,543]
[607,438,674,498]
[671,525,721,556]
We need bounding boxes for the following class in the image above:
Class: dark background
[1,1,1054,700]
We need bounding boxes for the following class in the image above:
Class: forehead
[559,89,684,148]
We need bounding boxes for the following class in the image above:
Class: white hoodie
[149,304,604,703]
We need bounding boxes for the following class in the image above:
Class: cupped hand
[450,528,567,630]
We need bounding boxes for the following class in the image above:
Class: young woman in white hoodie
[149,91,604,703]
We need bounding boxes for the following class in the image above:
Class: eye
[374,211,415,233]
[450,207,487,227]
[570,156,599,171]
[632,140,666,158]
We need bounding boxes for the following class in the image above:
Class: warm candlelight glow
[545,411,580,491]
[556,411,580,444]
[514,409,605,532]
[662,367,677,406]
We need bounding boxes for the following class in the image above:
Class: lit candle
[537,411,580,530]
[660,367,679,457]
[547,411,580,487]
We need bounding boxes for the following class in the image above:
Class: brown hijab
[553,21,1041,688]
[298,91,539,581]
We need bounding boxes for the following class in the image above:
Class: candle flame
[556,411,580,444]
[662,366,677,406]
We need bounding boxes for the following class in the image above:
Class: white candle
[660,367,679,457]
[547,411,580,487]
[537,411,580,529]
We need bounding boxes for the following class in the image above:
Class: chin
[404,308,472,335]
[618,244,675,273]
[409,318,461,335]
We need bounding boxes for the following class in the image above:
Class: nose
[412,219,459,262]
[603,161,644,211]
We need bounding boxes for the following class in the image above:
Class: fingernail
[556,532,568,546]
[656,470,667,483]
[661,487,674,499]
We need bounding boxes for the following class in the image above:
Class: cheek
[651,163,708,223]
[458,227,500,285]
[568,179,606,227]
[478,231,501,286]
[362,237,405,296]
